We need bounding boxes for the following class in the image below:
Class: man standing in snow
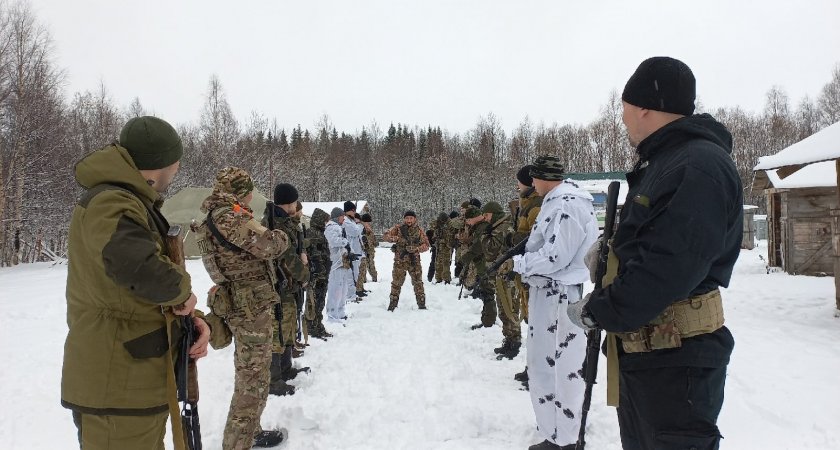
[326,207,352,321]
[342,201,365,300]
[194,167,291,448]
[513,156,599,450]
[382,210,430,311]
[304,207,334,339]
[568,57,741,450]
[358,213,379,284]
[62,116,212,450]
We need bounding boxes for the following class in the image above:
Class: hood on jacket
[637,113,732,163]
[311,208,329,230]
[74,145,162,206]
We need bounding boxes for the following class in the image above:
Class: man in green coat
[62,116,211,450]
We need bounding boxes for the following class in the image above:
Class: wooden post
[835,160,840,311]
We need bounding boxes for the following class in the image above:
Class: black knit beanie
[120,116,183,170]
[404,210,416,218]
[622,56,696,116]
[344,201,356,212]
[273,183,298,205]
[516,165,534,186]
[361,213,373,222]
[449,210,459,219]
[468,198,481,208]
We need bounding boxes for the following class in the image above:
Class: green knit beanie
[119,116,183,170]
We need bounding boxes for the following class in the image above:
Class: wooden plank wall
[779,187,838,276]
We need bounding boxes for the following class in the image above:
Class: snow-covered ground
[1,241,838,449]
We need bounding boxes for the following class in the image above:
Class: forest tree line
[2,0,840,265]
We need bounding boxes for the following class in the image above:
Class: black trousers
[617,366,726,450]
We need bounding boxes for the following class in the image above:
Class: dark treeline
[2,0,840,265]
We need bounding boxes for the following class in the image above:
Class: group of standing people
[60,55,742,450]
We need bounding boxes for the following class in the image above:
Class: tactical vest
[516,187,543,238]
[194,207,275,285]
[393,224,422,256]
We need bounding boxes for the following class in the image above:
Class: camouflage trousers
[390,254,425,307]
[495,274,521,342]
[361,249,378,281]
[356,257,368,292]
[273,292,299,352]
[224,303,273,450]
[304,277,328,334]
[434,244,452,283]
[475,277,497,327]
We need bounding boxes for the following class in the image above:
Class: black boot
[269,379,296,396]
[253,429,287,447]
[497,340,521,360]
[494,339,510,354]
[514,366,529,382]
[282,365,311,381]
[356,290,367,297]
[388,298,398,311]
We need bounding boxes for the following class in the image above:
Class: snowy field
[1,241,838,449]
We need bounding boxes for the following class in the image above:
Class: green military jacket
[62,145,193,415]
[263,208,309,298]
[430,218,453,251]
[304,208,331,282]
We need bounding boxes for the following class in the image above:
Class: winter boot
[494,339,510,354]
[372,275,377,282]
[269,379,296,396]
[356,290,367,297]
[496,340,521,360]
[514,366,529,382]
[528,440,578,450]
[388,298,399,311]
[417,297,426,309]
[292,347,304,358]
[317,324,333,338]
[253,429,287,448]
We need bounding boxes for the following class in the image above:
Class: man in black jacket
[568,57,742,450]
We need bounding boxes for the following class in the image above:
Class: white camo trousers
[327,267,350,320]
[526,281,587,446]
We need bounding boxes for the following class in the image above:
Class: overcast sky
[27,0,840,133]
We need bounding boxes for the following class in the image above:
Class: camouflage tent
[161,187,270,258]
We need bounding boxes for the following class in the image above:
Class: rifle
[427,231,437,282]
[296,226,305,343]
[578,181,621,449]
[265,202,286,348]
[166,225,202,450]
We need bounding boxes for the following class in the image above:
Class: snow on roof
[754,121,840,170]
[565,178,629,206]
[302,201,368,217]
[765,160,837,189]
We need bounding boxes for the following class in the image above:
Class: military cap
[437,212,449,222]
[481,201,504,215]
[464,206,481,219]
[530,156,565,181]
[213,167,254,198]
[460,201,470,209]
[120,116,183,170]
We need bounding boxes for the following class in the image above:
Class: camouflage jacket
[362,225,378,256]
[382,222,430,259]
[262,204,310,294]
[512,186,544,244]
[429,218,453,250]
[460,221,489,274]
[481,213,512,264]
[194,192,289,298]
[304,208,332,282]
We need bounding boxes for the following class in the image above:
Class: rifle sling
[206,210,245,253]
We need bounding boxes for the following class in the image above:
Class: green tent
[161,187,270,258]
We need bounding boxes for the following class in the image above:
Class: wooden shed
[753,121,840,311]
[742,205,758,250]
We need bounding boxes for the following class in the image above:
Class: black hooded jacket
[587,114,742,370]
